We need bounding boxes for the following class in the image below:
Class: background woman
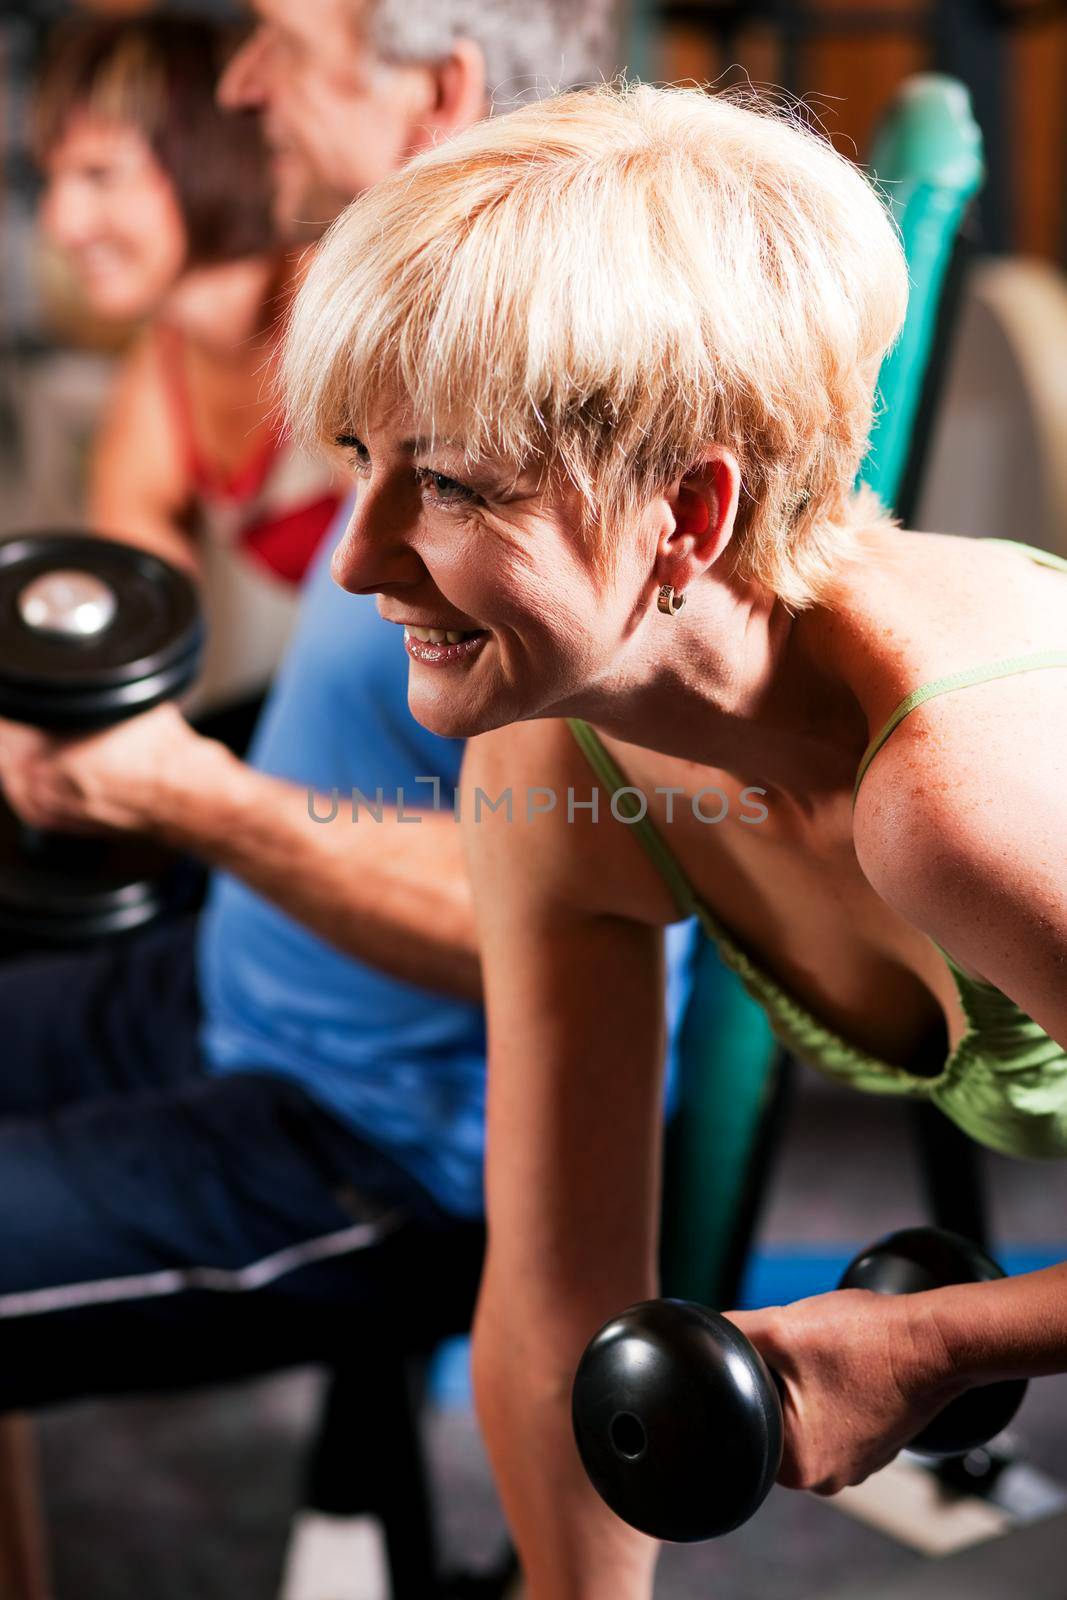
[35,13,343,716]
[284,82,1067,1599]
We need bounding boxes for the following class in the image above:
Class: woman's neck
[570,552,873,810]
[159,248,305,358]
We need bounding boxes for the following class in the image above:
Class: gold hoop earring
[657,583,686,616]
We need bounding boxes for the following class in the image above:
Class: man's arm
[0,707,478,999]
[89,332,201,575]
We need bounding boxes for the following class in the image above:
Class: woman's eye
[414,467,478,506]
[329,441,477,504]
[335,434,370,475]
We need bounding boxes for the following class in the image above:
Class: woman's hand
[727,1289,966,1495]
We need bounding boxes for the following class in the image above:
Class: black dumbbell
[572,1226,1028,1543]
[0,532,203,945]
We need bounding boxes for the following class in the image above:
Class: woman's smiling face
[329,408,657,738]
[40,114,188,321]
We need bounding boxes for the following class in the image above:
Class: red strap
[155,322,283,501]
[239,494,342,585]
[207,431,282,504]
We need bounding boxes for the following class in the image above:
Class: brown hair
[34,14,275,269]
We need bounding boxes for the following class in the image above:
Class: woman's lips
[403,626,487,666]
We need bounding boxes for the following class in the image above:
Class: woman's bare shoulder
[462,720,685,925]
[91,325,189,520]
[841,530,1066,938]
[833,529,1067,722]
[852,667,1067,1041]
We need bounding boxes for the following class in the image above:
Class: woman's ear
[655,449,740,593]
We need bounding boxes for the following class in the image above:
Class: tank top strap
[566,719,701,920]
[853,538,1067,805]
[852,649,1067,806]
[978,537,1067,573]
[154,321,283,505]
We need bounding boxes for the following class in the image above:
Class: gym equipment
[857,74,984,517]
[572,1227,1028,1543]
[917,256,1067,558]
[0,532,203,944]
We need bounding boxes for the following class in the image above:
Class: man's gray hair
[368,0,622,107]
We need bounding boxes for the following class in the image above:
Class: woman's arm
[730,1260,1067,1495]
[782,685,1067,1491]
[88,330,201,574]
[464,721,666,1600]
[922,1260,1067,1382]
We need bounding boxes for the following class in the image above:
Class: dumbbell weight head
[0,803,181,946]
[839,1227,1028,1455]
[0,533,204,945]
[572,1226,1028,1543]
[573,1299,783,1542]
[0,533,202,729]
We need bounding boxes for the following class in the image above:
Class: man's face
[220,0,435,230]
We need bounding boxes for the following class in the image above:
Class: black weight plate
[572,1299,783,1542]
[839,1228,1028,1456]
[0,533,203,729]
[0,799,178,944]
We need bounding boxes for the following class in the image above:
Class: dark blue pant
[0,919,484,1410]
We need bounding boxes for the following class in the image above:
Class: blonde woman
[285,83,1067,1599]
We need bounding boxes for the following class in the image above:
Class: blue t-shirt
[198,515,697,1218]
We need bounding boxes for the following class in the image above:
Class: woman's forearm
[919,1261,1067,1385]
[461,726,673,1592]
[472,1296,658,1600]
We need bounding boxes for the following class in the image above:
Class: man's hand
[0,703,479,994]
[727,1289,966,1496]
[0,703,200,836]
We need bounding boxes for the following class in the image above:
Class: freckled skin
[331,412,1067,792]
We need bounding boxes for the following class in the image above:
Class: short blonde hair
[284,80,908,608]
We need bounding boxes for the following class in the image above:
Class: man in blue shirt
[0,0,694,1425]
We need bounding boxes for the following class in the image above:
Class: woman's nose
[330,500,423,597]
[40,181,94,249]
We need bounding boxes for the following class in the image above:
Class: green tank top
[568,538,1067,1162]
